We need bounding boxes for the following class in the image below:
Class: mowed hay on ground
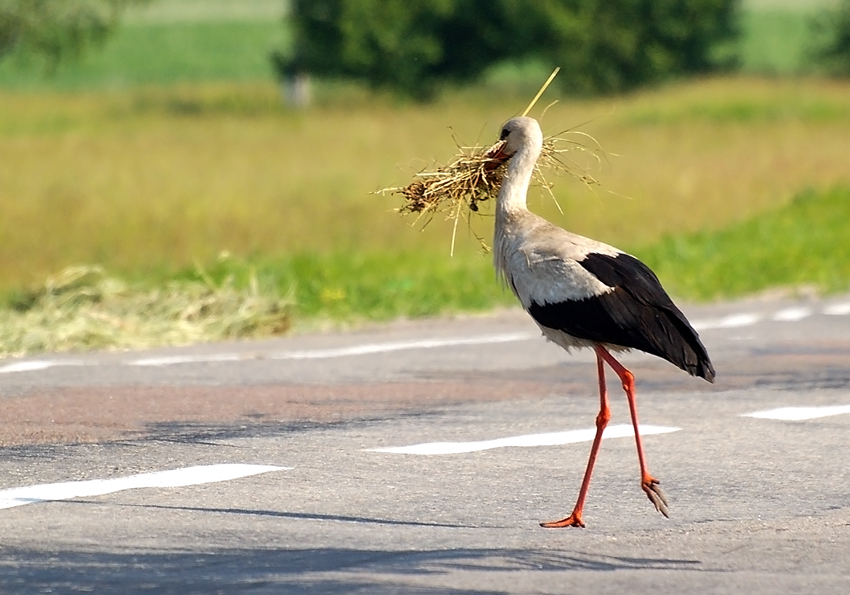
[0,264,291,357]
[2,78,850,294]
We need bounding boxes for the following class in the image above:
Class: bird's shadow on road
[118,501,481,529]
[0,502,703,594]
[0,542,701,594]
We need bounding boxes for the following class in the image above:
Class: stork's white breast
[495,214,621,309]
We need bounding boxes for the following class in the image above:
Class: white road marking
[691,313,761,331]
[0,464,288,510]
[0,360,86,374]
[1,298,849,374]
[268,333,537,360]
[131,333,537,367]
[367,424,680,455]
[772,307,812,322]
[742,405,850,421]
[824,302,850,316]
[131,353,245,367]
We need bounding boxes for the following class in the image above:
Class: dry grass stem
[521,67,561,117]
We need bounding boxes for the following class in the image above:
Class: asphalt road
[0,293,849,594]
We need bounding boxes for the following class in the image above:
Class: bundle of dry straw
[379,69,604,251]
[385,134,600,216]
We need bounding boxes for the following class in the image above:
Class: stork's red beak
[484,140,510,171]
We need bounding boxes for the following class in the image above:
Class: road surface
[1,293,849,594]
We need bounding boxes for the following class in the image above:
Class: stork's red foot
[540,513,585,529]
[642,476,669,517]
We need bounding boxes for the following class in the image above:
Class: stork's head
[485,116,543,168]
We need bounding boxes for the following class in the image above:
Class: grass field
[2,1,850,354]
[0,0,287,90]
[0,21,286,90]
[2,77,849,299]
[640,185,850,299]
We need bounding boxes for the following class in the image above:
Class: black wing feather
[528,252,715,382]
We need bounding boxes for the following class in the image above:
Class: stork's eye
[500,128,509,140]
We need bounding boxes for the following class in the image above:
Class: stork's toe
[540,513,585,528]
[642,477,669,517]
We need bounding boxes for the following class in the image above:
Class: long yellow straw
[521,67,561,117]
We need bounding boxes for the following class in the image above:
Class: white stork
[487,116,715,528]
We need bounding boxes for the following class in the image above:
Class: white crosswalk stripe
[742,404,850,421]
[367,424,680,455]
[0,464,288,510]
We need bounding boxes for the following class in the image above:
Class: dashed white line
[131,353,245,367]
[824,302,850,316]
[0,464,289,510]
[2,299,850,374]
[0,360,87,374]
[742,405,850,421]
[268,333,537,361]
[367,424,680,455]
[130,333,537,367]
[692,313,761,331]
[772,307,812,322]
[0,333,536,373]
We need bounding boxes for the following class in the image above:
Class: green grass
[194,251,516,327]
[0,21,287,90]
[637,186,850,300]
[0,249,517,356]
[194,184,850,324]
[5,182,850,357]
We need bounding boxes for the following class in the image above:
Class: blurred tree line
[0,0,148,67]
[282,0,740,98]
[280,0,850,98]
[813,0,850,77]
[2,0,850,97]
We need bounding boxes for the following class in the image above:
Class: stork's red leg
[595,346,669,517]
[540,347,611,528]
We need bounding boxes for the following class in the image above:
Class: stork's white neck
[492,119,543,289]
[495,141,540,219]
